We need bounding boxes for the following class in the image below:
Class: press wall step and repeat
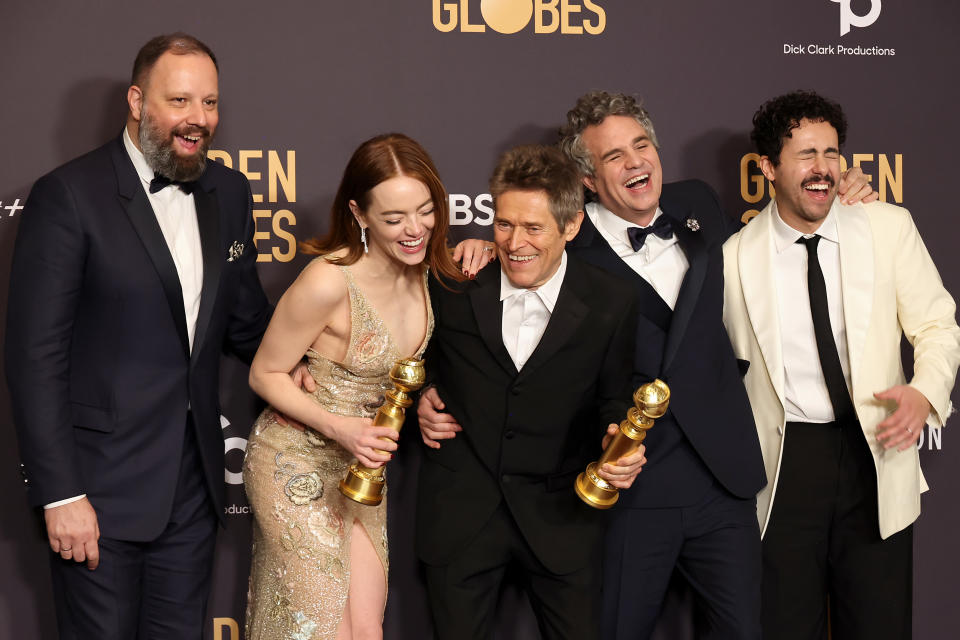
[1,2,955,638]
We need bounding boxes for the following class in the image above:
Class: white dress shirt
[500,252,567,370]
[45,131,205,510]
[123,128,204,351]
[772,205,852,423]
[586,201,688,309]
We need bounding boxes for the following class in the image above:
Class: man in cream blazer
[723,91,960,640]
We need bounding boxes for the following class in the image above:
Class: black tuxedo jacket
[568,180,766,508]
[415,257,637,575]
[5,136,271,540]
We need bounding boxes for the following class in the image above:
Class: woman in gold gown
[243,134,461,639]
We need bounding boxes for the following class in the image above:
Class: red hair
[300,133,462,283]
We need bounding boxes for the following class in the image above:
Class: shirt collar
[587,200,665,246]
[772,199,840,254]
[122,126,156,188]
[499,251,567,313]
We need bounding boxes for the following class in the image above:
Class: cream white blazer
[722,199,960,539]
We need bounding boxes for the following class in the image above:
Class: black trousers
[424,503,602,640]
[50,417,218,640]
[762,421,913,640]
[602,482,762,640]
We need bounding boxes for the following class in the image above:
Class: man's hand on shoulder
[45,497,100,570]
[838,165,879,205]
[597,423,647,489]
[875,385,930,451]
[418,386,462,449]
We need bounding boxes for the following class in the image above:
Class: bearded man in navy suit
[5,33,271,638]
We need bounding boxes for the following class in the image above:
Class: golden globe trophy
[575,379,670,509]
[339,358,426,506]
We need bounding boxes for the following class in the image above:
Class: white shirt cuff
[44,494,86,509]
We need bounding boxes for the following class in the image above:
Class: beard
[138,105,212,182]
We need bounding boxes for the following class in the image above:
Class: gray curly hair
[559,90,660,177]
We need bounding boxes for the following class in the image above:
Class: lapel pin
[685,218,701,232]
[227,241,245,262]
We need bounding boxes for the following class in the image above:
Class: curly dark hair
[559,90,659,177]
[751,91,847,166]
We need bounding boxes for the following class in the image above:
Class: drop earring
[360,226,369,254]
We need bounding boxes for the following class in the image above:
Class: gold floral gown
[243,264,432,639]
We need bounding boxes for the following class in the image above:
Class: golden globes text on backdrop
[339,358,426,505]
[575,379,670,509]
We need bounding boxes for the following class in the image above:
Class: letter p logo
[831,0,881,36]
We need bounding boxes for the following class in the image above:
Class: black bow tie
[627,215,674,251]
[149,173,195,195]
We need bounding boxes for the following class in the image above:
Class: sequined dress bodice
[305,264,432,422]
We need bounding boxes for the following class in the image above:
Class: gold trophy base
[339,464,385,506]
[575,462,619,509]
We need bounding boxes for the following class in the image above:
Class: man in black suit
[554,91,767,639]
[5,33,271,638]
[416,144,645,640]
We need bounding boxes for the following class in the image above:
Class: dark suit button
[504,430,515,439]
[501,474,511,484]
[511,386,521,395]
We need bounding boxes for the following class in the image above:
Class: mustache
[802,174,835,187]
[172,125,211,139]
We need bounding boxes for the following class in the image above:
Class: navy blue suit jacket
[568,180,765,507]
[5,136,271,540]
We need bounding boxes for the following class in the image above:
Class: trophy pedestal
[575,462,619,509]
[339,465,385,506]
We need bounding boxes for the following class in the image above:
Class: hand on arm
[417,386,462,449]
[249,261,373,446]
[45,497,100,570]
[874,385,931,451]
[452,239,496,279]
[274,361,318,431]
[838,165,878,205]
[596,424,647,489]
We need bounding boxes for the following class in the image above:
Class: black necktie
[149,173,195,195]
[627,215,674,251]
[797,235,856,425]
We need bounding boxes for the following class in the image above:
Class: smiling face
[127,51,219,181]
[760,118,840,234]
[351,175,435,267]
[580,115,663,226]
[493,189,582,290]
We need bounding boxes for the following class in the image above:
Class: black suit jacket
[5,135,271,540]
[416,257,637,574]
[568,180,766,507]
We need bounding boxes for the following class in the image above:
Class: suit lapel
[835,202,874,395]
[517,261,589,381]
[662,207,707,372]
[111,138,190,359]
[468,268,517,376]
[740,204,785,404]
[573,211,671,332]
[190,173,223,362]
